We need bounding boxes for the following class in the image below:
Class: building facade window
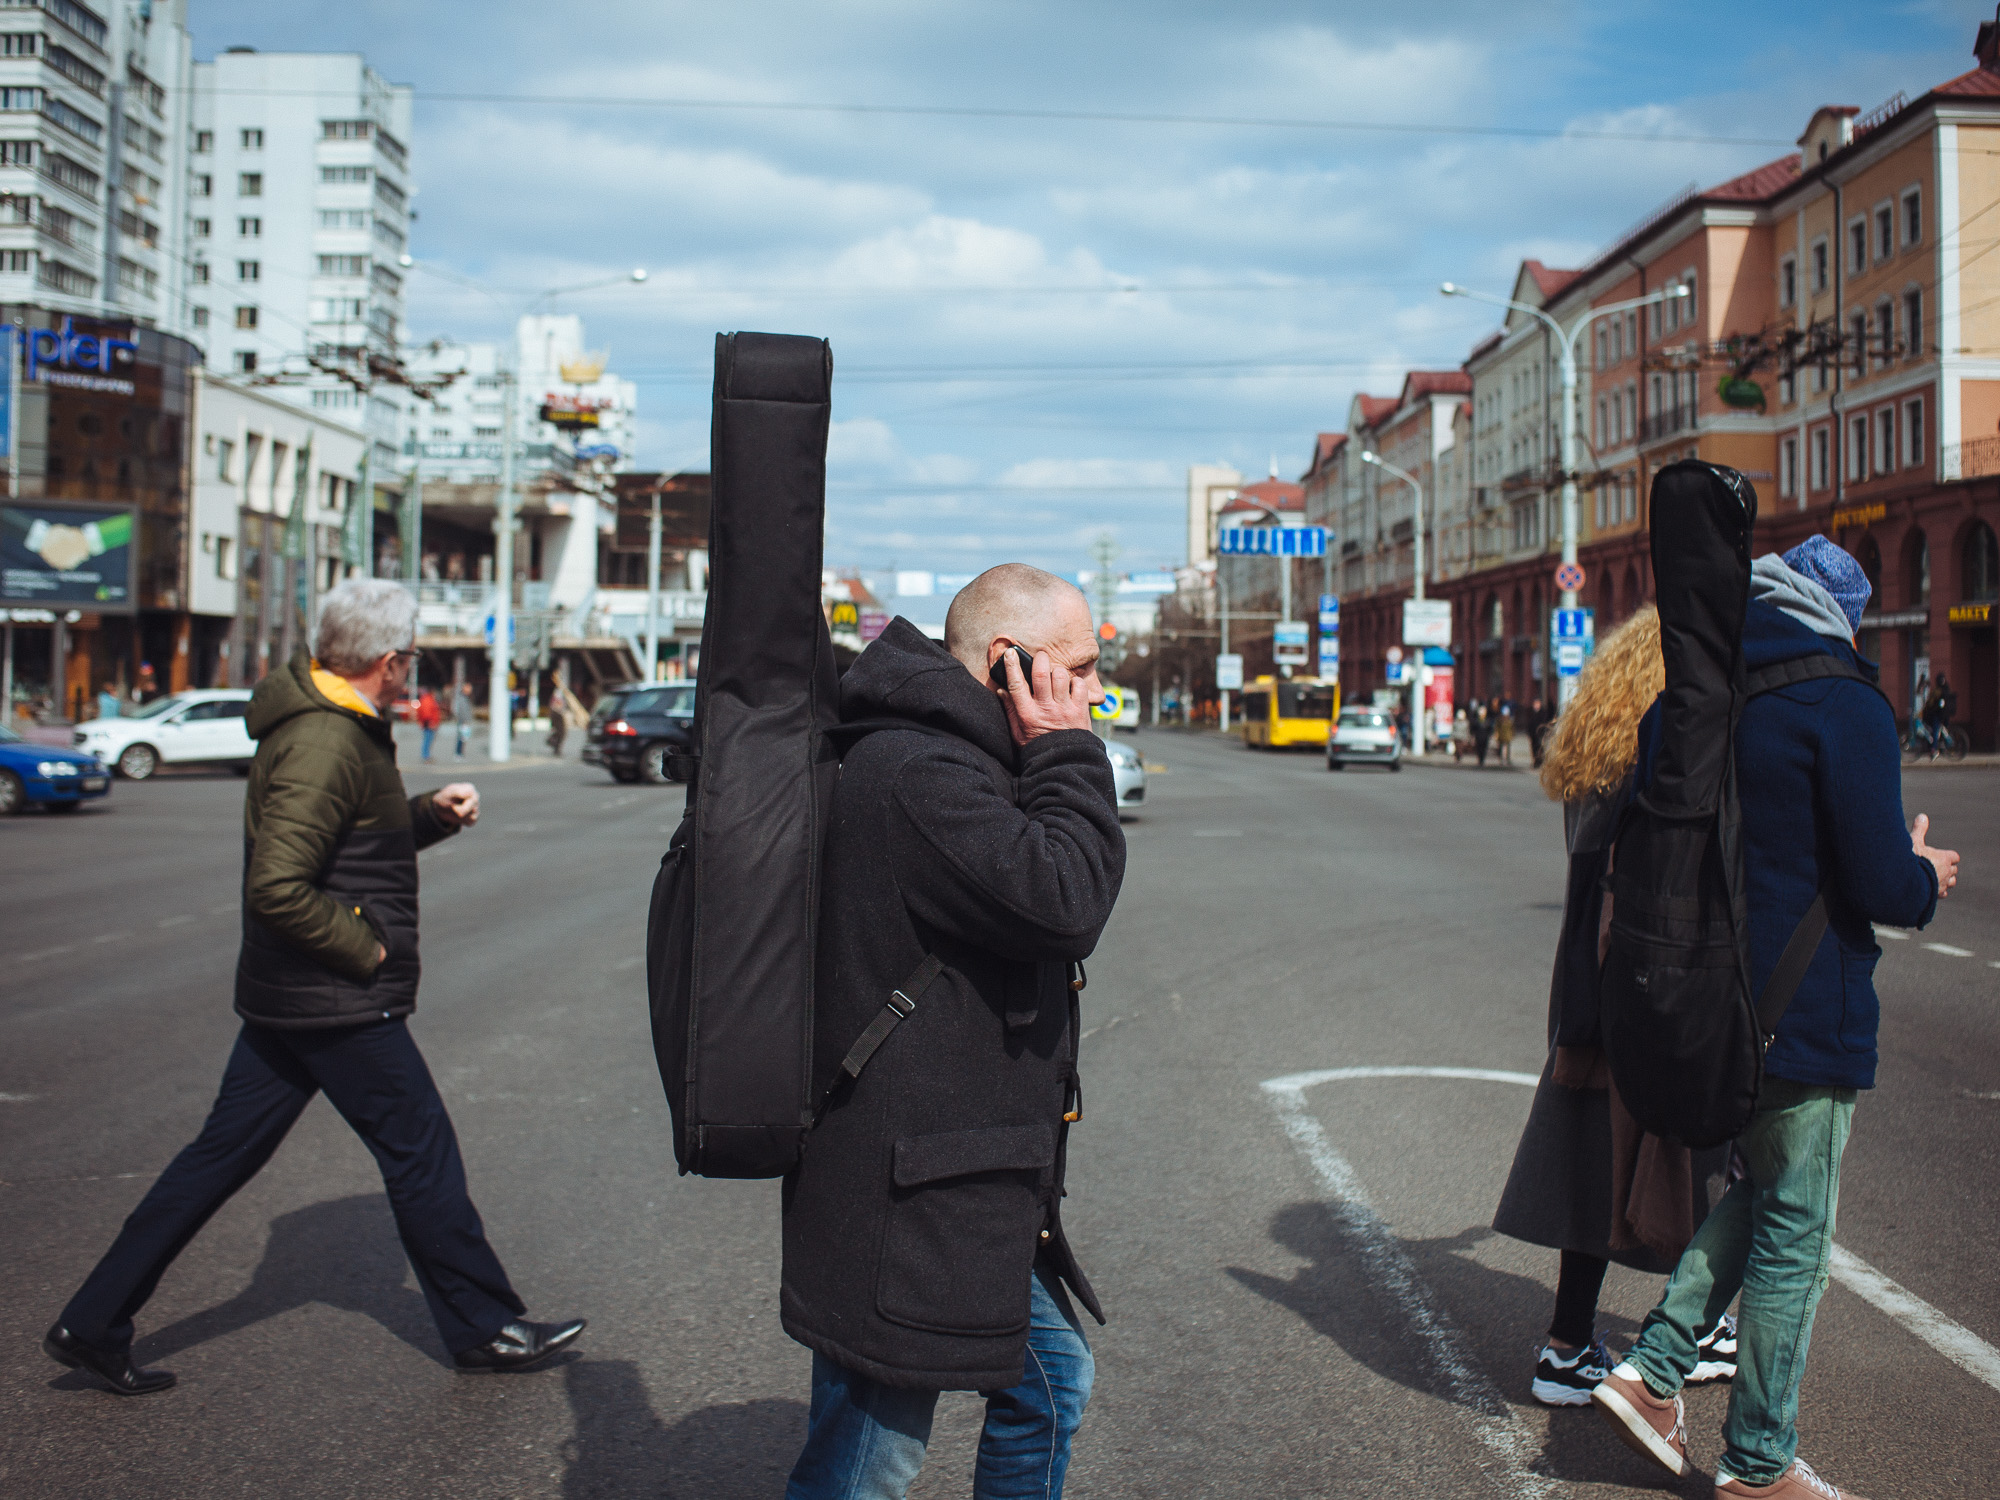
[1877,408,1896,474]
[1906,399,1925,466]
[237,216,260,237]
[236,259,259,280]
[1876,301,1894,365]
[194,128,211,153]
[233,350,256,373]
[1875,205,1894,262]
[1780,256,1796,307]
[1812,426,1829,490]
[191,173,211,196]
[1848,219,1866,274]
[1782,436,1799,497]
[1848,415,1869,480]
[191,216,210,237]
[1966,522,2000,602]
[239,127,263,149]
[1904,187,1922,246]
[191,305,208,327]
[234,305,257,329]
[1904,287,1923,357]
[1850,312,1869,375]
[1812,239,1828,292]
[237,172,261,196]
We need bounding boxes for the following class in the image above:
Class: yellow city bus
[1240,675,1340,749]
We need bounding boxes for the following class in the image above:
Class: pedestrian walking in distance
[1493,605,1735,1409]
[416,686,442,764]
[546,693,567,758]
[783,565,1125,1499]
[44,580,583,1395]
[453,679,474,758]
[1592,538,1956,1497]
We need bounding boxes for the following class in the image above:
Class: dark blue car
[0,723,111,814]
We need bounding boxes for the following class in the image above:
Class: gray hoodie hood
[1750,553,1854,642]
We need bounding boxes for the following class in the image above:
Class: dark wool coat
[780,619,1126,1390]
[236,652,457,1028]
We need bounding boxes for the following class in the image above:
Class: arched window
[1857,535,1882,602]
[1965,520,2000,602]
[1905,529,1930,606]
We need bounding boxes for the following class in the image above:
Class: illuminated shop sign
[27,316,139,395]
[539,392,612,429]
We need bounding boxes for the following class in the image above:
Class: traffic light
[1096,619,1125,674]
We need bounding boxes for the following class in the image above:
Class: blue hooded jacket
[1640,599,1937,1089]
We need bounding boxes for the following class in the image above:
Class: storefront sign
[1831,502,1887,531]
[1948,602,1994,626]
[1,501,136,608]
[26,316,138,395]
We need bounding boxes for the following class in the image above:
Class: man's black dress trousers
[61,1019,524,1356]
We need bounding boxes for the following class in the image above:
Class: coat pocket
[1838,952,1880,1055]
[876,1123,1055,1337]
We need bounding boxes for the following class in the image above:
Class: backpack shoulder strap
[1745,654,1891,710]
[1756,892,1827,1038]
[818,953,944,1119]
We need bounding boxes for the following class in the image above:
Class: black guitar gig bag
[646,332,839,1177]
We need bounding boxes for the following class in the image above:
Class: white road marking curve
[1262,1065,2000,1463]
[1261,1066,1552,1499]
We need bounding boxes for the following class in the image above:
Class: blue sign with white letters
[1318,593,1339,632]
[26,316,139,392]
[1218,526,1326,558]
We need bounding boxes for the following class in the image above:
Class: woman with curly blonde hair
[1493,606,1734,1407]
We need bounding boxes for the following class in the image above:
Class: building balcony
[1640,406,1693,443]
[1943,436,2000,483]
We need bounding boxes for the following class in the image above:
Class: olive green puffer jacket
[234,652,457,1028]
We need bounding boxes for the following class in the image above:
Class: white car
[74,689,256,780]
[1105,737,1146,816]
[1327,707,1402,771]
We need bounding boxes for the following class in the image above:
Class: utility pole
[1362,450,1425,755]
[489,360,517,762]
[645,481,663,681]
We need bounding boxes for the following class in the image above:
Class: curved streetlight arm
[1439,279,1688,709]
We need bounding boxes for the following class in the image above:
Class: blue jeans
[1625,1078,1856,1485]
[420,726,437,760]
[787,1266,1093,1500]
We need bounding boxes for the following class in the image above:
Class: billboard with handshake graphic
[1,502,136,609]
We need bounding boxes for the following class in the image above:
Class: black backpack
[1598,460,1884,1149]
[646,332,840,1179]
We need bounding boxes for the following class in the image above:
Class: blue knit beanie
[1782,534,1871,633]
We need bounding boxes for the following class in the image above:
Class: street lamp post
[1439,279,1689,709]
[644,480,663,681]
[1361,450,1425,755]
[399,259,649,761]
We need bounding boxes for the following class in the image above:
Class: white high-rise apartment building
[186,48,412,470]
[0,0,193,324]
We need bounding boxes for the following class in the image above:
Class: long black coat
[780,620,1126,1390]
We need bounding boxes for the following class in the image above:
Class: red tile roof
[1401,370,1474,401]
[1523,260,1582,299]
[1935,65,2000,98]
[1355,393,1399,427]
[1706,154,1801,201]
[1220,476,1305,514]
[1300,432,1346,482]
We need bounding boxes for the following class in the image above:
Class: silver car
[1104,737,1146,815]
[1327,707,1402,771]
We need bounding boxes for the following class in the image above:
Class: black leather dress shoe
[44,1325,176,1396]
[453,1317,586,1373]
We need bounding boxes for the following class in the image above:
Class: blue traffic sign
[482,613,516,647]
[1218,526,1327,558]
[1318,593,1340,631]
[1553,608,1592,640]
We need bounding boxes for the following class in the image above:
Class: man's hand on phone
[999,648,1093,748]
[433,782,480,828]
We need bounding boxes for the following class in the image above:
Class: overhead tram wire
[196,85,1793,148]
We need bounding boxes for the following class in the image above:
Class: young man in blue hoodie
[1592,537,1960,1499]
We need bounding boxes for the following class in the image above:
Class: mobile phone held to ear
[989,645,1036,690]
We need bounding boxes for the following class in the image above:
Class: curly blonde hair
[1539,605,1663,803]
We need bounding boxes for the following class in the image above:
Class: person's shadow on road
[131,1193,446,1367]
[1229,1201,1703,1491]
[560,1358,806,1498]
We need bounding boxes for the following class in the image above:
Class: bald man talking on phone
[783,564,1127,1499]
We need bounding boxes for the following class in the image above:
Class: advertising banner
[1403,597,1452,647]
[1215,652,1244,691]
[1,501,136,609]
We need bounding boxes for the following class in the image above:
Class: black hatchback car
[582,681,696,783]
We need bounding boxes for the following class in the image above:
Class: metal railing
[1640,405,1692,443]
[1942,436,2000,483]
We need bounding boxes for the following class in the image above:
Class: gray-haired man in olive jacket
[44,580,582,1395]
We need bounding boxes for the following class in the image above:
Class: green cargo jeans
[1625,1077,1857,1485]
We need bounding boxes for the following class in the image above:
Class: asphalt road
[2,729,1995,1497]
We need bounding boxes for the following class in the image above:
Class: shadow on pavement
[134,1193,445,1366]
[560,1359,805,1498]
[1229,1202,1694,1490]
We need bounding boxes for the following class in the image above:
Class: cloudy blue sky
[190,1,1986,580]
